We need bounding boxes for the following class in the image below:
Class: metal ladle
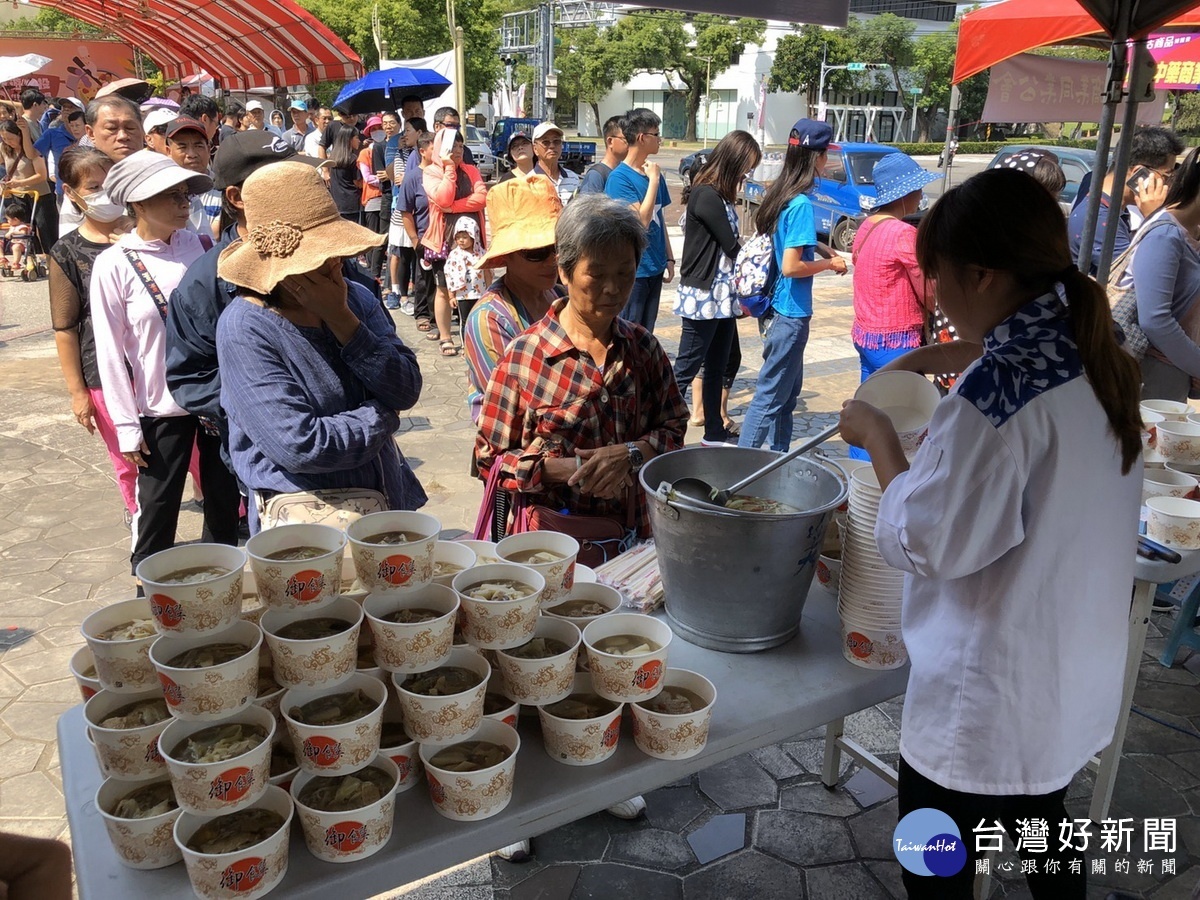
[672,423,842,508]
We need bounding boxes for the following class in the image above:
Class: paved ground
[2,204,1199,899]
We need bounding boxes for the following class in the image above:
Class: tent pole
[1075,39,1125,274]
[1097,40,1148,285]
[940,83,960,194]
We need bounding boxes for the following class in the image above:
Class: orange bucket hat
[475,175,562,269]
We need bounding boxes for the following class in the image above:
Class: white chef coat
[875,292,1141,795]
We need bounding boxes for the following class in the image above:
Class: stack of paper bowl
[836,467,907,670]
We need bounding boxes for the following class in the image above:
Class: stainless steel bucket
[640,447,848,653]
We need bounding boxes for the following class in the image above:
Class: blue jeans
[849,342,912,460]
[738,313,811,453]
[620,275,664,333]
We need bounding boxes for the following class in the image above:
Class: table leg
[822,716,845,788]
[1088,579,1155,823]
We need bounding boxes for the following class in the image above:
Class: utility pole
[697,55,713,148]
[819,59,868,122]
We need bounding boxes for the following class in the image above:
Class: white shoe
[400,299,415,317]
[605,796,647,820]
[495,839,531,862]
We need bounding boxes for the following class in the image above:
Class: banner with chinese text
[0,38,136,103]
[981,53,1167,124]
[1148,33,1200,90]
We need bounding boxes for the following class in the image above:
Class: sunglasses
[518,245,557,262]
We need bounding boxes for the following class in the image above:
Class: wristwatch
[626,442,645,474]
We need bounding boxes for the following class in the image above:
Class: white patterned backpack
[733,232,778,317]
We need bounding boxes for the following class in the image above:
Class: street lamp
[697,55,714,149]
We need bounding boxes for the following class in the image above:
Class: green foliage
[768,24,857,115]
[0,9,100,33]
[556,25,634,133]
[908,23,988,142]
[1174,92,1200,135]
[855,13,914,96]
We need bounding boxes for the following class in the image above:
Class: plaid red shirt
[475,299,688,536]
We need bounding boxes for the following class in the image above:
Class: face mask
[370,130,386,142]
[78,189,125,222]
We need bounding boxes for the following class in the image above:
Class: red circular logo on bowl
[632,660,663,691]
[502,714,518,728]
[210,766,254,803]
[302,736,342,767]
[150,593,184,629]
[79,685,97,701]
[285,570,325,604]
[390,754,413,781]
[144,738,164,764]
[324,821,367,853]
[427,772,445,805]
[219,857,267,893]
[602,716,621,748]
[845,631,874,659]
[159,673,183,706]
[561,565,575,592]
[377,554,416,586]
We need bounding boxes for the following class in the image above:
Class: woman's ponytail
[1060,266,1143,474]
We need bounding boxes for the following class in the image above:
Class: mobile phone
[441,127,457,157]
[1126,166,1153,193]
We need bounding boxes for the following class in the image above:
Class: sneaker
[605,796,647,820]
[700,430,738,447]
[384,292,400,310]
[495,840,531,862]
[400,298,415,317]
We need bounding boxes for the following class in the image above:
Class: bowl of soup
[136,544,247,635]
[391,646,490,747]
[290,754,398,863]
[148,621,262,721]
[95,775,183,869]
[246,524,347,612]
[418,718,519,822]
[280,673,387,776]
[158,705,276,816]
[84,687,171,781]
[362,583,459,674]
[431,541,477,588]
[537,674,625,766]
[451,564,544,650]
[80,598,159,694]
[70,644,102,702]
[630,668,716,760]
[346,511,441,594]
[496,532,579,606]
[492,616,580,706]
[378,718,423,794]
[542,583,623,628]
[581,613,672,703]
[260,596,363,689]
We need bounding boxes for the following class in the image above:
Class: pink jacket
[421,129,487,253]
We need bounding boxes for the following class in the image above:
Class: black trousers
[412,257,444,323]
[363,208,384,282]
[390,246,415,296]
[131,415,241,574]
[897,757,1085,900]
[32,191,60,254]
[673,317,736,442]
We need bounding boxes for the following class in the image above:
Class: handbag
[1106,215,1178,361]
[255,488,387,530]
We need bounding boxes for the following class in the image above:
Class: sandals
[416,318,432,332]
[440,340,460,356]
[426,329,443,341]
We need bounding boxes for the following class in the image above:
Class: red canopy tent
[26,0,362,90]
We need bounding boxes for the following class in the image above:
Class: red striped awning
[28,0,362,89]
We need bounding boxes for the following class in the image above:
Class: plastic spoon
[672,423,842,508]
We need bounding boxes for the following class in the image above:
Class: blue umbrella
[334,67,451,114]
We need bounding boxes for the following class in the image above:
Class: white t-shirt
[302,129,323,158]
[874,293,1141,795]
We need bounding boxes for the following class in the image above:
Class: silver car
[465,125,495,181]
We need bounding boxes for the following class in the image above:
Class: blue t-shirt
[399,162,429,236]
[771,194,817,319]
[604,162,670,278]
[1067,193,1130,277]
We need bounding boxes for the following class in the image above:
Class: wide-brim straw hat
[218,160,385,294]
[866,153,941,210]
[475,175,562,269]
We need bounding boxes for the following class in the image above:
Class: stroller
[0,189,49,282]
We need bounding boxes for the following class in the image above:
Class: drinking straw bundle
[596,542,664,613]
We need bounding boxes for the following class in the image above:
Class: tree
[769,24,858,117]
[0,9,100,34]
[556,25,635,133]
[852,13,915,107]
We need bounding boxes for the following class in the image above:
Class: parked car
[679,150,711,186]
[488,118,596,175]
[985,145,1096,214]
[463,124,496,181]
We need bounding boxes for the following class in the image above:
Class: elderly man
[143,107,177,154]
[532,121,580,205]
[245,100,283,137]
[58,95,145,238]
[303,106,332,156]
[281,100,313,152]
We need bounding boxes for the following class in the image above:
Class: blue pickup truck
[489,118,597,175]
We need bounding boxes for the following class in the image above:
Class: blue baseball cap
[289,99,308,111]
[788,119,832,152]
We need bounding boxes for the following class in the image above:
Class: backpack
[1105,215,1178,361]
[733,231,778,317]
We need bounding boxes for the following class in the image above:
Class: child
[3,196,32,272]
[840,168,1142,900]
[444,217,490,328]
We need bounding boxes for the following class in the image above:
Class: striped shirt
[475,299,687,536]
[462,280,549,423]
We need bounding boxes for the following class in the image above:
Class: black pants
[897,757,1085,900]
[391,246,415,296]
[412,257,444,323]
[32,191,59,254]
[673,317,736,442]
[131,416,242,574]
[363,209,384,282]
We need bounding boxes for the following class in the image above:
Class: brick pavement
[1,267,1199,899]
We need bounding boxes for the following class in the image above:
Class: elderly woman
[216,160,426,531]
[476,192,688,544]
[90,150,241,578]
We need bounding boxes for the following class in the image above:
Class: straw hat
[865,153,940,211]
[217,160,385,294]
[475,175,562,269]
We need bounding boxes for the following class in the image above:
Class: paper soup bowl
[1146,495,1200,549]
[346,511,441,593]
[149,621,262,721]
[582,614,672,703]
[96,774,184,869]
[841,620,908,670]
[173,784,293,900]
[260,596,364,689]
[281,673,387,776]
[419,718,519,822]
[494,617,580,706]
[246,524,346,612]
[362,583,458,674]
[70,644,102,702]
[630,668,717,761]
[379,719,422,793]
[1157,421,1200,465]
[81,598,159,694]
[158,705,276,817]
[431,541,477,588]
[290,754,398,863]
[853,371,941,456]
[392,646,490,746]
[542,582,623,628]
[136,544,247,636]
[451,564,545,650]
[1142,399,1191,422]
[84,687,171,781]
[457,540,501,565]
[496,531,580,606]
[536,674,624,766]
[483,672,519,729]
[1143,467,1197,503]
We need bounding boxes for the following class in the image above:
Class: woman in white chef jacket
[840,168,1143,900]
